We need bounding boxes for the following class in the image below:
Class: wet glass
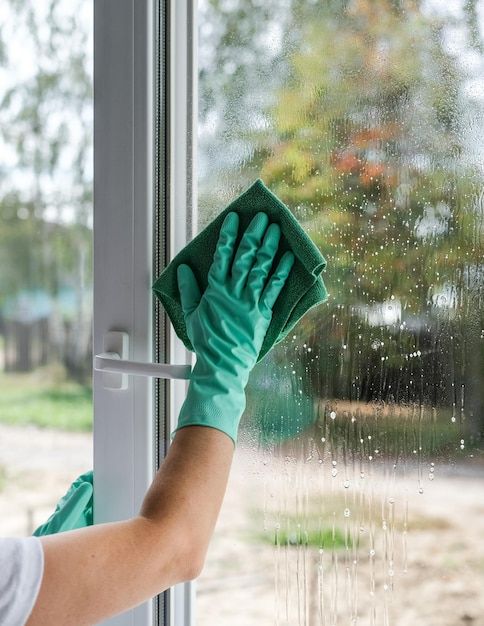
[197,1,484,624]
[0,1,92,537]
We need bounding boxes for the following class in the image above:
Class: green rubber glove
[176,211,295,444]
[33,470,93,536]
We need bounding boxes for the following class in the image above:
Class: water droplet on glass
[344,508,351,518]
[330,410,337,420]
[344,480,350,488]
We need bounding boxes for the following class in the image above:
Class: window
[0,0,93,538]
[195,1,484,624]
[4,1,480,625]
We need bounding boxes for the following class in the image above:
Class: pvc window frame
[93,1,196,625]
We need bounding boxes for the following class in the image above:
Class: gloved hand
[176,211,295,444]
[33,470,93,536]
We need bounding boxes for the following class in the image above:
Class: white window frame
[93,1,196,625]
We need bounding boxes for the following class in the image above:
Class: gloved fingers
[246,222,281,300]
[35,482,93,536]
[177,264,202,315]
[230,212,269,294]
[75,470,93,486]
[208,212,239,286]
[54,482,93,532]
[32,520,49,537]
[260,250,295,311]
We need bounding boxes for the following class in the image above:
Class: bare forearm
[139,425,234,568]
[29,426,234,625]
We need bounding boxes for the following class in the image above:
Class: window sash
[93,0,155,624]
[93,0,196,624]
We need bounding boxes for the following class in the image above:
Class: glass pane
[197,1,484,624]
[0,1,92,536]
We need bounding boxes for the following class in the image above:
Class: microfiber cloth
[152,178,328,362]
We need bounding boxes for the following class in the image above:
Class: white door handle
[94,352,191,380]
[94,331,191,390]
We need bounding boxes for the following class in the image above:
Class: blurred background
[0,0,93,536]
[0,0,483,624]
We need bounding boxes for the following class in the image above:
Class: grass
[261,525,347,550]
[251,489,451,554]
[251,508,347,550]
[0,367,92,431]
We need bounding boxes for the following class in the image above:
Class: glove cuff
[174,372,247,444]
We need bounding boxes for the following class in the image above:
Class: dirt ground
[197,451,484,626]
[1,423,483,625]
[0,424,93,536]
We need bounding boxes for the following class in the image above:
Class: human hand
[175,211,294,444]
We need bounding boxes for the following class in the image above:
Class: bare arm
[28,427,233,626]
[28,211,291,625]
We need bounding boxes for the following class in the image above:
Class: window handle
[94,353,191,380]
[94,331,191,390]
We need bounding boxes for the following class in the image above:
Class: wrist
[175,368,247,444]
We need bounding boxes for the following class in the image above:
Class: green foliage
[199,0,484,436]
[0,371,92,431]
[253,0,480,310]
[0,1,93,380]
[0,194,91,307]
[0,1,92,303]
[258,524,346,550]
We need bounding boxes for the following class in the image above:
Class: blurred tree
[198,0,293,224]
[256,0,483,436]
[257,0,479,308]
[198,0,483,439]
[0,0,92,380]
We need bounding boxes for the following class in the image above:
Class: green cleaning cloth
[152,178,328,362]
